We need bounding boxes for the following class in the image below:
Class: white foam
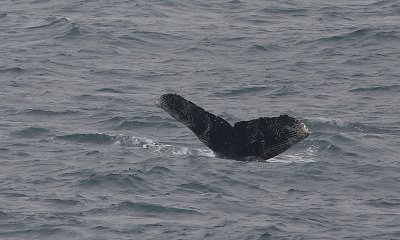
[308,117,349,127]
[115,135,215,158]
[267,145,317,163]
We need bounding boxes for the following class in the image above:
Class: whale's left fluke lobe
[156,93,309,161]
[155,94,234,154]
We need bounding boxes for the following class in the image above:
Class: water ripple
[21,109,80,116]
[77,172,148,191]
[349,84,400,93]
[57,133,115,144]
[306,117,389,134]
[366,198,400,208]
[86,201,202,216]
[96,88,125,94]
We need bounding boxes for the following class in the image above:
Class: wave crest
[27,15,88,40]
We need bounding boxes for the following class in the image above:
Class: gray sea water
[1,0,400,239]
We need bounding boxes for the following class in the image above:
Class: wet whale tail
[156,93,309,160]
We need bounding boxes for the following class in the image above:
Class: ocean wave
[85,201,202,216]
[73,94,101,101]
[127,31,188,47]
[325,28,370,42]
[269,85,299,96]
[96,88,125,93]
[213,85,299,97]
[57,133,116,144]
[366,198,400,208]
[31,0,51,3]
[178,182,224,194]
[118,34,150,44]
[98,116,180,129]
[27,15,88,40]
[306,117,387,134]
[99,116,126,124]
[89,68,132,77]
[90,226,142,235]
[236,14,275,25]
[21,109,80,116]
[0,211,9,219]
[55,22,87,40]
[117,120,178,130]
[246,44,282,52]
[0,67,24,74]
[0,228,63,239]
[219,36,248,42]
[12,127,50,138]
[145,166,172,175]
[216,86,269,96]
[259,6,308,16]
[43,198,83,207]
[349,84,400,93]
[298,27,399,46]
[73,94,127,103]
[27,16,72,29]
[78,172,148,191]
[369,0,399,7]
[179,46,213,54]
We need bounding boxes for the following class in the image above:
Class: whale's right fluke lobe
[233,116,309,160]
[156,93,310,161]
[155,94,234,154]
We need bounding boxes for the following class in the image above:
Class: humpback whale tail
[156,93,309,160]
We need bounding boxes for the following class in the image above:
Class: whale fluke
[156,93,309,160]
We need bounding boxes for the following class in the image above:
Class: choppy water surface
[1,0,400,239]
